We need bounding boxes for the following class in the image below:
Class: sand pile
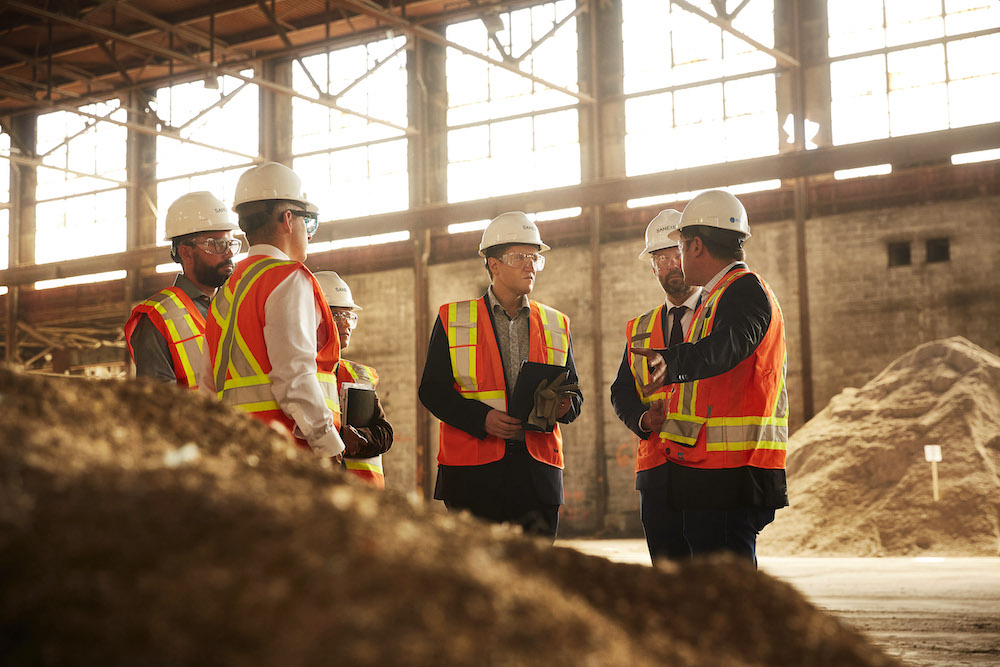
[0,366,896,666]
[760,337,1000,557]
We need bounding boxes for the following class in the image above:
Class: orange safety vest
[205,255,341,450]
[627,268,788,471]
[438,297,570,469]
[337,359,386,489]
[124,286,206,389]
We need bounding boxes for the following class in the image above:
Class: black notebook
[509,361,579,432]
[340,384,377,429]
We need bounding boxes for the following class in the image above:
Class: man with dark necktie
[610,208,701,562]
[629,190,789,567]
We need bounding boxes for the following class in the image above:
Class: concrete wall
[334,194,1000,534]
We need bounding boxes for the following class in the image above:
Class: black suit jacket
[419,293,582,505]
[611,264,788,510]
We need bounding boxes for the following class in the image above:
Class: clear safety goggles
[501,251,545,271]
[331,310,359,329]
[186,238,242,255]
[289,209,319,236]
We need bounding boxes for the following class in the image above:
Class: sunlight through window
[623,0,778,176]
[35,101,127,266]
[0,131,9,275]
[154,73,257,244]
[292,37,409,223]
[446,0,581,202]
[829,1,1000,144]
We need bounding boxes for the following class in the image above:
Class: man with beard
[627,191,788,567]
[611,209,701,561]
[125,191,240,389]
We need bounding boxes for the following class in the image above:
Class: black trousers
[436,442,562,541]
[641,485,775,567]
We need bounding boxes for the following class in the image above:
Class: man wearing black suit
[611,208,702,562]
[419,212,582,541]
[629,190,789,566]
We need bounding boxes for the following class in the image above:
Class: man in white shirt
[202,161,346,460]
[610,209,701,561]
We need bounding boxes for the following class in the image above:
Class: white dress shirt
[665,287,703,340]
[203,244,345,457]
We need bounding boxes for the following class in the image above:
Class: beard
[193,257,235,288]
[659,269,689,298]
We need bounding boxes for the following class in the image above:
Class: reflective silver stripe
[221,372,339,412]
[343,360,377,389]
[536,304,568,366]
[628,307,659,381]
[446,300,478,392]
[213,258,289,394]
[148,291,199,342]
[704,420,788,449]
[463,390,506,411]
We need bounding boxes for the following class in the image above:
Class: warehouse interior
[1,1,999,661]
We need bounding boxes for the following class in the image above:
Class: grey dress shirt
[486,286,530,441]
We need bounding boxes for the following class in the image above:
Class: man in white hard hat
[610,209,702,561]
[629,190,788,566]
[202,161,346,461]
[419,211,583,540]
[124,191,240,388]
[314,271,393,488]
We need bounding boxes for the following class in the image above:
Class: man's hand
[629,347,667,396]
[640,398,665,434]
[341,425,369,457]
[485,409,523,439]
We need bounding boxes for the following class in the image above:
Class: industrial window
[926,237,950,263]
[0,131,9,278]
[34,101,128,267]
[445,0,581,203]
[622,0,778,175]
[154,73,259,245]
[828,1,1000,145]
[887,240,911,267]
[292,36,409,222]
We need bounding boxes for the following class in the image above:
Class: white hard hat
[478,211,551,257]
[163,191,239,241]
[233,161,317,213]
[314,271,362,310]
[638,209,682,259]
[670,189,751,241]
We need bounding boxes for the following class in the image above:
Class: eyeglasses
[650,252,681,269]
[289,209,319,236]
[331,310,359,329]
[500,251,545,271]
[186,238,242,255]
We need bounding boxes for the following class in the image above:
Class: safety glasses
[501,251,545,271]
[289,210,319,236]
[331,310,359,329]
[186,238,242,255]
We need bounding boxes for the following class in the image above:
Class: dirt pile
[760,336,1000,557]
[0,366,896,666]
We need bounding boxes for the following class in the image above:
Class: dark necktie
[668,306,687,348]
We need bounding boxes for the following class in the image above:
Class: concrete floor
[558,538,1000,666]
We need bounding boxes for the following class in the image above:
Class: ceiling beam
[3,121,996,287]
[334,0,595,104]
[5,1,415,134]
[671,0,799,69]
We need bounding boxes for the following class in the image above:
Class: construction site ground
[560,538,1000,667]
